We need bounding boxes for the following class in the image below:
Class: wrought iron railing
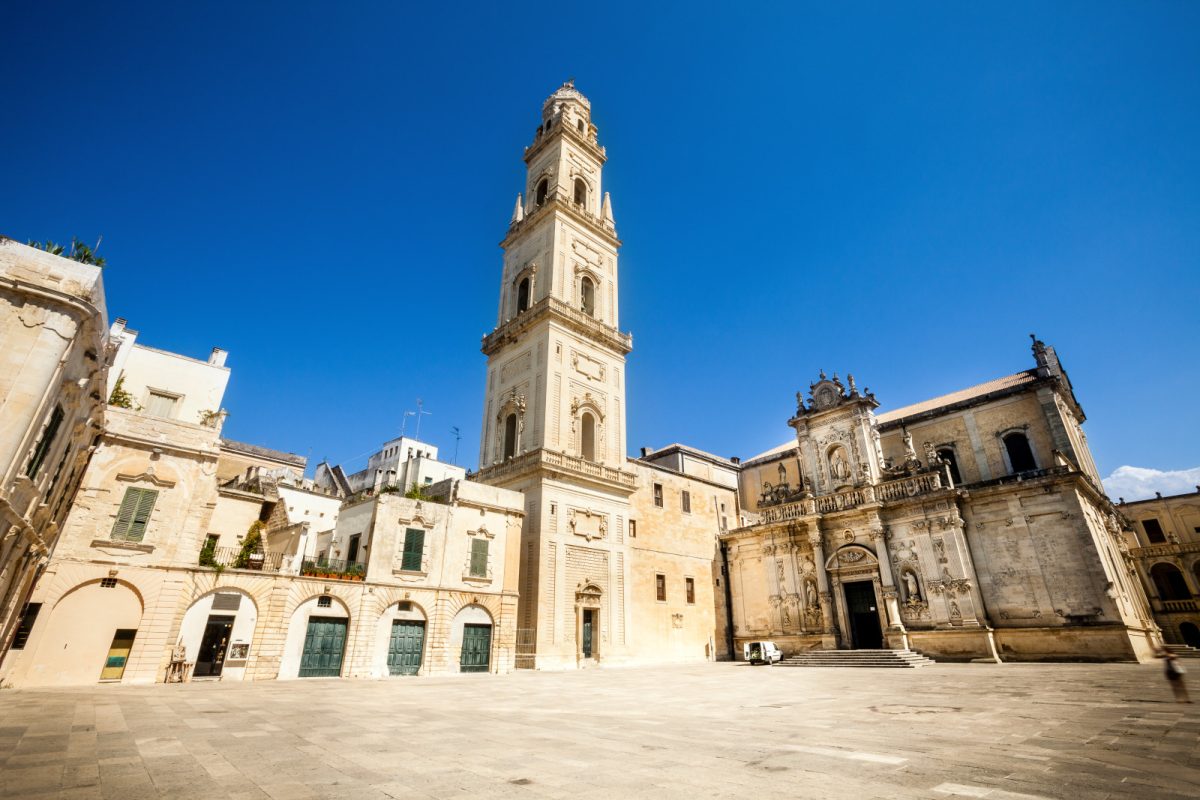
[200,546,284,572]
[301,556,367,581]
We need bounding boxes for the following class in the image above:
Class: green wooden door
[582,610,594,657]
[460,623,492,673]
[387,620,425,676]
[299,617,347,677]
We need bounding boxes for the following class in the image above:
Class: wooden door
[99,629,137,681]
[459,623,492,673]
[299,617,347,677]
[387,620,425,676]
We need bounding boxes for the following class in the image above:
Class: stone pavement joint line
[0,662,1197,799]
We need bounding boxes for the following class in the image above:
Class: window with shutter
[401,528,425,572]
[469,538,489,578]
[145,391,179,419]
[111,487,158,541]
[26,405,65,478]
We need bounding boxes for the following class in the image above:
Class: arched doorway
[374,600,428,677]
[280,595,350,679]
[575,582,602,663]
[452,604,494,673]
[1150,562,1191,600]
[178,589,258,680]
[825,546,887,650]
[25,579,143,686]
[1181,622,1200,649]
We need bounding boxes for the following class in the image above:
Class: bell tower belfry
[476,81,637,669]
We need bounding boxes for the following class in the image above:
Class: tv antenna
[414,398,432,440]
[450,426,462,465]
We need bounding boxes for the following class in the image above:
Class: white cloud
[1102,465,1200,503]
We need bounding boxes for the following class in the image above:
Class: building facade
[1119,489,1200,648]
[0,239,109,669]
[723,340,1158,662]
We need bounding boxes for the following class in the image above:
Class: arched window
[516,278,530,314]
[1150,563,1191,600]
[937,448,962,485]
[1002,432,1037,474]
[580,276,595,317]
[573,178,587,207]
[581,412,596,462]
[577,119,585,134]
[503,414,518,460]
[1182,622,1200,649]
[535,179,549,207]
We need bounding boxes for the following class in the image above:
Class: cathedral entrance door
[843,581,883,649]
[582,609,595,658]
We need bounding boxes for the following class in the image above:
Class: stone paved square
[1,662,1198,799]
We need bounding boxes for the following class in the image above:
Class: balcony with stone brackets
[475,447,637,495]
[503,188,618,248]
[481,294,633,356]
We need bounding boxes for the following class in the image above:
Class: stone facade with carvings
[0,239,109,671]
[1118,489,1200,648]
[724,340,1158,662]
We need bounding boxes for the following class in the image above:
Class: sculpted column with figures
[476,83,638,670]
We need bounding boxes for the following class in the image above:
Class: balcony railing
[301,557,366,582]
[200,546,284,573]
[481,295,632,356]
[758,470,949,523]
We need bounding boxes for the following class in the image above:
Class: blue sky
[4,2,1198,483]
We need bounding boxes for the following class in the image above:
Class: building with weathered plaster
[314,435,466,498]
[1118,488,1200,648]
[1,318,525,686]
[723,340,1158,662]
[0,238,109,669]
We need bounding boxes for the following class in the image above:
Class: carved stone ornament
[838,550,865,563]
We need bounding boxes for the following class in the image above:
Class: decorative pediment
[825,544,879,571]
[116,469,176,488]
[793,371,877,418]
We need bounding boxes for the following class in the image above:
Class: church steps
[1163,644,1200,659]
[776,649,936,668]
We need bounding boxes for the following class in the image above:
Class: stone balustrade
[481,295,632,356]
[476,448,637,491]
[758,470,949,523]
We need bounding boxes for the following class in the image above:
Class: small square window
[100,578,117,588]
[317,596,332,608]
[398,601,413,612]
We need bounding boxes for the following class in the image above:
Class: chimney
[730,456,741,465]
[640,447,651,458]
[209,347,228,367]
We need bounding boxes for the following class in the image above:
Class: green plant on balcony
[234,521,265,568]
[108,376,134,409]
[198,536,218,567]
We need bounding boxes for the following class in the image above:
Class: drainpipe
[720,542,735,660]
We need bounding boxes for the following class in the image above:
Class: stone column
[809,531,838,647]
[870,528,907,645]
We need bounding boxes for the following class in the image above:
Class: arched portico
[825,545,889,649]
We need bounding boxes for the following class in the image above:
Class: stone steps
[1164,644,1200,659]
[777,649,936,668]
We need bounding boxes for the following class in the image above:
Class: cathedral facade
[725,341,1159,662]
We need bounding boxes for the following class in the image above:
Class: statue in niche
[903,571,921,601]
[829,447,850,482]
[806,581,819,608]
[902,429,917,461]
[778,463,787,484]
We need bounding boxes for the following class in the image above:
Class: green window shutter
[111,488,158,541]
[470,539,488,577]
[26,405,65,478]
[127,489,158,541]
[402,528,424,571]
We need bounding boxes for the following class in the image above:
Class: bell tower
[476,82,637,669]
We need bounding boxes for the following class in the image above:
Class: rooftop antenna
[400,410,416,437]
[450,426,462,465]
[414,398,432,440]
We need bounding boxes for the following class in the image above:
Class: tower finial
[511,194,524,225]
[602,192,614,225]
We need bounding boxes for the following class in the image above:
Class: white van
[743,641,783,665]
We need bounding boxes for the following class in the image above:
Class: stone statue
[902,429,917,461]
[903,571,920,600]
[829,448,850,482]
[778,463,787,483]
[776,560,786,587]
[806,581,818,608]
